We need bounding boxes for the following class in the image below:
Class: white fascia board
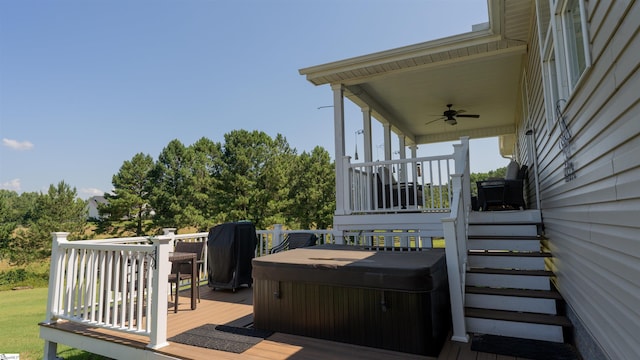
[299,32,502,85]
[299,0,502,84]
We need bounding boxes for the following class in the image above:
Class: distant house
[86,195,108,220]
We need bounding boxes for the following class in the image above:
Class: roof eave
[299,1,504,86]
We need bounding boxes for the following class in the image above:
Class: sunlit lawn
[0,287,106,360]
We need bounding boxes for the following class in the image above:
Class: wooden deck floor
[45,284,533,360]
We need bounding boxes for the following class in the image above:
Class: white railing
[340,229,435,250]
[344,155,456,214]
[441,137,471,343]
[43,232,172,355]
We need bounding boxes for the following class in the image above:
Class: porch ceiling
[299,1,533,145]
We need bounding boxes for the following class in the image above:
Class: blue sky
[0,0,502,199]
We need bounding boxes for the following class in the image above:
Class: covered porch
[298,1,538,223]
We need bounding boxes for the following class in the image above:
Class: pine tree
[102,153,155,235]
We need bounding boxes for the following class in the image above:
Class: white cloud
[2,138,34,150]
[80,187,105,198]
[0,178,22,192]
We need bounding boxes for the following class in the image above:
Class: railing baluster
[64,248,75,318]
[105,251,113,327]
[97,250,106,324]
[145,251,153,332]
[136,252,145,331]
[127,252,136,330]
[88,250,97,323]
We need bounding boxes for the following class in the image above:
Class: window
[536,0,590,129]
[562,0,589,88]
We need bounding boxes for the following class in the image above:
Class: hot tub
[252,245,450,356]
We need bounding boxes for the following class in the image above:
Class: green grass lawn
[0,287,106,360]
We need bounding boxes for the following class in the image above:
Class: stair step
[468,250,551,257]
[470,334,580,359]
[467,236,541,251]
[469,210,542,223]
[466,268,552,290]
[467,268,553,277]
[466,286,563,300]
[468,224,538,237]
[467,251,550,270]
[466,291,558,314]
[465,307,572,328]
[468,235,540,240]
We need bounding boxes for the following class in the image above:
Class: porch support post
[382,123,391,160]
[453,137,471,208]
[362,107,372,162]
[148,236,171,349]
[398,135,406,182]
[409,144,419,195]
[43,232,69,360]
[332,84,347,215]
[382,123,393,247]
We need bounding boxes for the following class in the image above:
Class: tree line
[0,130,335,265]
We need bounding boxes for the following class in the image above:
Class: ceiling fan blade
[425,118,444,126]
[457,114,480,118]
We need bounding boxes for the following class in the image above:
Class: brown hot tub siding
[252,246,450,356]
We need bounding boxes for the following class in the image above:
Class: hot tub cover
[252,244,446,292]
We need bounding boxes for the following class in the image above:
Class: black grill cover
[207,221,257,290]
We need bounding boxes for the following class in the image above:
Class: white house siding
[517,1,640,359]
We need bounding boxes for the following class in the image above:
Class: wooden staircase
[464,211,572,343]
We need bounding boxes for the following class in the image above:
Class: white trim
[40,326,177,360]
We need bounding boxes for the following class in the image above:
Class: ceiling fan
[430,104,480,126]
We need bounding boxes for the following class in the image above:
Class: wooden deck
[42,284,534,360]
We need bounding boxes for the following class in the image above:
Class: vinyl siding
[517,1,640,359]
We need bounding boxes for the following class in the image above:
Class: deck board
[43,284,531,360]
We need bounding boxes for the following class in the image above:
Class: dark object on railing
[375,166,423,209]
[477,164,528,211]
[207,221,257,291]
[269,233,318,254]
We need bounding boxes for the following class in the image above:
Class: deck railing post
[162,228,177,248]
[341,156,353,215]
[147,236,171,349]
[442,217,469,343]
[442,174,469,343]
[272,224,283,249]
[43,232,69,360]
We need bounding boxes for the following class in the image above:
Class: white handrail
[346,154,456,214]
[441,137,470,343]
